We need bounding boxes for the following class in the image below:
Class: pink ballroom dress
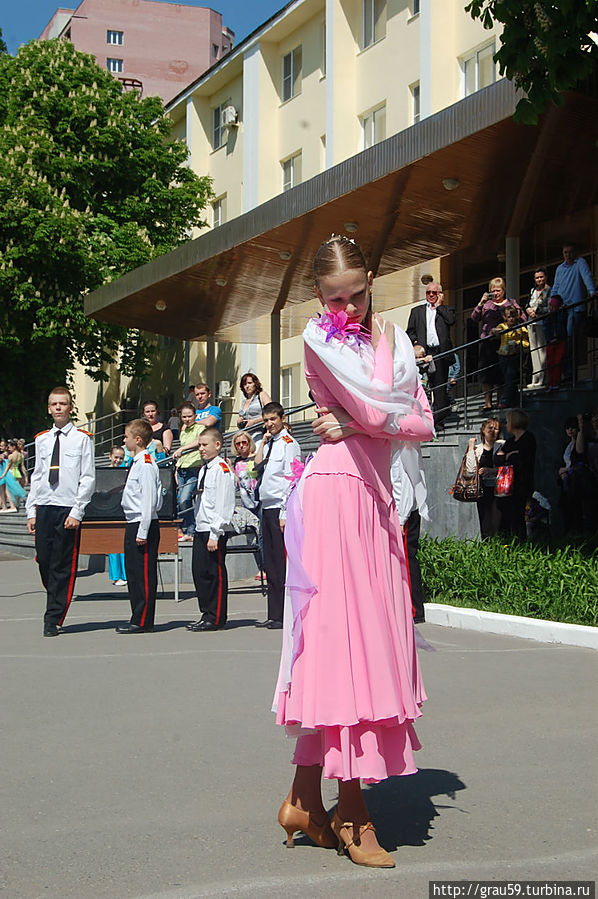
[275,324,434,783]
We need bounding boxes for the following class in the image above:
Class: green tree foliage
[0,39,212,434]
[466,0,598,123]
[0,28,7,55]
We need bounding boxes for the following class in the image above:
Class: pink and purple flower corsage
[315,310,370,347]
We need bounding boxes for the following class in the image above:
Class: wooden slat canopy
[85,80,598,343]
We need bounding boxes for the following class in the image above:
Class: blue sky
[1,0,284,55]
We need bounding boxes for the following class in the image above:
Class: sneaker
[114,579,127,587]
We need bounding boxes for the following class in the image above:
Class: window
[412,0,420,14]
[282,46,302,102]
[107,30,123,45]
[361,105,386,149]
[282,152,302,191]
[463,42,496,96]
[411,82,420,124]
[212,196,226,228]
[321,24,326,77]
[212,43,219,59]
[106,58,123,73]
[362,0,386,49]
[212,101,229,150]
[281,365,299,409]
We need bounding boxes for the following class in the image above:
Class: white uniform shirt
[121,451,163,540]
[194,455,235,540]
[259,428,301,511]
[425,303,439,347]
[26,421,96,521]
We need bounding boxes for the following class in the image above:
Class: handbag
[495,464,514,497]
[450,451,483,503]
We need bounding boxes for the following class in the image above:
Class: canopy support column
[270,311,280,403]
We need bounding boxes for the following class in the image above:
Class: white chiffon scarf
[303,315,431,520]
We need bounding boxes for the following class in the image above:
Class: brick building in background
[39,0,234,104]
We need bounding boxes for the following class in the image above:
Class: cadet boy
[26,386,95,636]
[116,419,163,634]
[254,402,301,630]
[187,428,235,632]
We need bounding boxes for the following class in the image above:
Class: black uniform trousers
[124,519,159,630]
[262,507,286,623]
[403,509,425,623]
[35,505,81,627]
[191,531,228,626]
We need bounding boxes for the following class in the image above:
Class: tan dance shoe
[331,810,396,868]
[277,800,337,849]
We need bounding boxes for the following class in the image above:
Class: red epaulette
[219,461,231,473]
[282,435,294,443]
[144,453,152,463]
[78,427,93,437]
[34,429,50,439]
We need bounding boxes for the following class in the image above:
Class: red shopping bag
[495,465,514,497]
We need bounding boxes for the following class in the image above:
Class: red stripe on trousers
[59,527,80,626]
[403,521,416,620]
[140,543,149,627]
[214,541,222,625]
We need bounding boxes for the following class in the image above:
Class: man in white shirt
[407,283,456,427]
[188,429,235,632]
[254,403,301,629]
[117,419,163,634]
[26,387,95,636]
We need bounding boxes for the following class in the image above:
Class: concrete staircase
[0,508,35,558]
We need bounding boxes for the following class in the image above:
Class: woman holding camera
[471,278,525,413]
[236,373,271,433]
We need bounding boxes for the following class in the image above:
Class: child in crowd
[493,306,529,408]
[187,428,235,632]
[413,344,435,405]
[543,294,567,391]
[253,402,301,629]
[25,387,96,636]
[116,419,162,634]
[107,445,127,586]
[171,402,203,543]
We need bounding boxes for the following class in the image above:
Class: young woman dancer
[273,236,434,868]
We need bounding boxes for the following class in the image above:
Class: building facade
[80,0,597,429]
[39,0,234,105]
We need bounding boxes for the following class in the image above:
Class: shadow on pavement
[365,768,467,850]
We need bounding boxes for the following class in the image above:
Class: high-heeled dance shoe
[331,810,395,868]
[277,800,337,849]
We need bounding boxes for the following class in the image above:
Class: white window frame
[362,0,386,50]
[212,196,226,229]
[361,104,386,150]
[106,58,123,73]
[282,46,302,102]
[410,82,420,124]
[107,30,123,45]
[462,41,496,96]
[212,100,230,151]
[282,152,302,192]
[281,364,299,409]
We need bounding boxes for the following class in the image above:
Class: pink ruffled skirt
[275,471,426,784]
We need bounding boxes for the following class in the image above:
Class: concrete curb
[425,603,598,650]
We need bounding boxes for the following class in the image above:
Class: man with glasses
[407,283,456,428]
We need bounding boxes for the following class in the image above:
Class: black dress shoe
[255,619,275,628]
[190,620,225,632]
[43,624,60,637]
[266,620,283,630]
[186,619,206,631]
[115,624,152,634]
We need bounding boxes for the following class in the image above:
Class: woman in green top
[171,403,204,542]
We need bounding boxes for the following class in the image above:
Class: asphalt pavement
[1,557,596,899]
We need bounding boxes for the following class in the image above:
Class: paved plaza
[1,556,596,898]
